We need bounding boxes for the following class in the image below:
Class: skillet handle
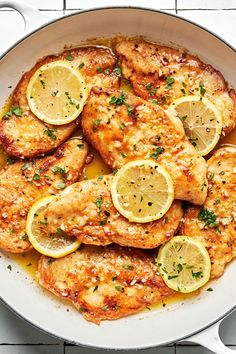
[181,318,235,354]
[0,0,49,32]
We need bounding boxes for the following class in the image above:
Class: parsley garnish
[95,196,102,210]
[6,157,15,165]
[33,173,40,181]
[79,62,85,69]
[198,207,219,228]
[150,147,165,159]
[77,144,84,149]
[97,67,103,73]
[57,227,63,236]
[93,119,101,132]
[52,166,66,175]
[122,264,134,270]
[4,106,23,120]
[166,76,175,89]
[21,163,30,171]
[199,81,206,96]
[113,67,122,76]
[40,79,46,89]
[65,54,73,61]
[115,285,124,292]
[192,271,203,279]
[44,128,57,140]
[7,264,12,271]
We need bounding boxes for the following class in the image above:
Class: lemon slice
[170,95,222,156]
[26,60,88,125]
[111,160,174,223]
[157,236,211,293]
[26,196,80,258]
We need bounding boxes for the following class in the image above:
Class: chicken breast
[82,88,208,205]
[116,39,236,137]
[42,175,182,249]
[179,145,236,278]
[0,138,88,253]
[0,46,118,158]
[38,245,173,324]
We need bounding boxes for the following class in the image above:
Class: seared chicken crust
[0,138,88,253]
[0,46,117,158]
[116,39,236,137]
[43,175,183,249]
[82,88,208,205]
[180,146,236,278]
[38,245,173,324]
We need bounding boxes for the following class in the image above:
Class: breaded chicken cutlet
[38,245,173,324]
[180,145,236,279]
[40,175,182,249]
[0,46,117,158]
[0,138,88,253]
[82,88,208,205]
[115,39,236,137]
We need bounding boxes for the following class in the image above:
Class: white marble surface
[0,0,235,353]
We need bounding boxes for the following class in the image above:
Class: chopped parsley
[146,82,152,90]
[110,91,126,105]
[198,207,219,228]
[113,67,122,76]
[33,173,40,181]
[150,147,165,159]
[192,271,203,279]
[122,264,134,270]
[96,67,103,73]
[57,182,65,189]
[77,144,84,149]
[52,166,66,175]
[166,76,175,89]
[21,163,30,171]
[115,285,124,292]
[6,157,15,165]
[4,106,23,120]
[44,128,57,140]
[93,119,101,132]
[40,79,46,89]
[95,196,102,210]
[22,233,28,241]
[7,264,12,271]
[199,81,206,96]
[57,227,63,236]
[79,62,85,69]
[65,54,73,61]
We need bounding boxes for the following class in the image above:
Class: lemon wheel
[111,160,174,223]
[26,60,88,125]
[26,196,80,258]
[170,95,222,156]
[157,236,211,293]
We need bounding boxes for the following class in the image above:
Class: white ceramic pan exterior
[0,2,235,352]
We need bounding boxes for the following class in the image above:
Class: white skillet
[0,1,235,352]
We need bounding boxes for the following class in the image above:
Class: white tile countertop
[0,1,236,353]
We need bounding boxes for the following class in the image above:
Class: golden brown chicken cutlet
[0,138,88,253]
[0,46,118,158]
[42,175,182,249]
[38,245,173,324]
[179,145,236,279]
[116,39,236,137]
[82,88,208,205]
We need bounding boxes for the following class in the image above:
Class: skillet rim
[0,5,236,350]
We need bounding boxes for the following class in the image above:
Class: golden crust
[43,175,182,249]
[82,88,208,205]
[116,39,236,137]
[37,245,173,324]
[0,138,88,253]
[179,145,236,278]
[0,46,117,158]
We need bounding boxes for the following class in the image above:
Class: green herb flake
[198,207,218,228]
[97,175,104,181]
[65,54,73,61]
[44,128,57,140]
[168,275,178,280]
[93,119,101,132]
[95,196,102,210]
[33,173,40,181]
[77,144,84,149]
[166,76,175,89]
[7,264,12,271]
[4,106,23,119]
[113,67,122,76]
[192,271,203,279]
[21,163,30,171]
[115,285,124,292]
[79,62,85,69]
[207,288,213,292]
[150,147,165,159]
[40,79,46,89]
[22,233,28,241]
[110,91,126,106]
[199,81,206,96]
[6,157,15,165]
[112,276,117,281]
[122,264,134,270]
[96,67,103,73]
[57,182,65,189]
[52,166,66,175]
[93,285,98,292]
[146,82,152,90]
